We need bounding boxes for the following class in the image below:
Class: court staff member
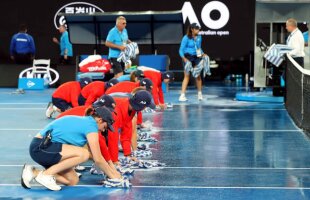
[10,24,35,64]
[179,23,206,101]
[53,25,73,64]
[105,16,131,78]
[286,18,305,67]
[45,77,92,118]
[21,107,126,191]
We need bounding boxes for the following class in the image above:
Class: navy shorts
[184,53,202,67]
[109,58,124,75]
[78,94,86,106]
[29,137,63,169]
[52,97,72,112]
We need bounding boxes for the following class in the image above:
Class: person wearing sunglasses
[105,16,131,78]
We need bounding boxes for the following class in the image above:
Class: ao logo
[54,2,104,29]
[182,1,230,30]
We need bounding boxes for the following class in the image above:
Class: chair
[31,59,51,80]
[19,59,59,86]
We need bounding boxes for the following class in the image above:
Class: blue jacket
[10,33,35,55]
[179,35,203,57]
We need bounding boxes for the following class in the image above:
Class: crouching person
[21,107,129,191]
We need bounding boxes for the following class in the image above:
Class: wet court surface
[0,83,310,199]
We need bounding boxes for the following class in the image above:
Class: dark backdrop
[0,0,255,82]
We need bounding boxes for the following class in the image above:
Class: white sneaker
[179,94,188,102]
[198,93,203,101]
[45,102,55,118]
[21,164,34,189]
[35,171,61,191]
[75,165,86,171]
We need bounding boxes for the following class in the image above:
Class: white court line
[1,183,310,190]
[0,129,301,132]
[0,164,309,170]
[218,109,286,110]
[0,108,45,110]
[0,106,285,111]
[155,129,300,132]
[0,129,41,131]
[0,103,46,105]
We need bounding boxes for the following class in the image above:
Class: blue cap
[190,23,201,30]
[161,71,174,82]
[94,106,115,132]
[79,77,92,88]
[92,94,116,112]
[139,78,153,91]
[134,70,145,79]
[105,78,119,89]
[129,90,156,111]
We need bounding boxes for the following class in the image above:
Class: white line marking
[0,108,45,110]
[0,129,41,131]
[0,164,309,170]
[1,183,310,190]
[0,103,46,105]
[156,130,300,132]
[218,109,286,111]
[0,106,285,111]
[132,186,310,190]
[0,129,300,132]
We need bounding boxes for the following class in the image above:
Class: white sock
[198,91,202,95]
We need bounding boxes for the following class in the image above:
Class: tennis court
[1,83,310,199]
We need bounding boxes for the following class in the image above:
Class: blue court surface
[1,82,310,200]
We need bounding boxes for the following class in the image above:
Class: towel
[184,55,211,78]
[264,43,293,67]
[117,42,139,65]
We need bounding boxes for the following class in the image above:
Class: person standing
[53,25,73,65]
[179,23,207,101]
[286,18,305,67]
[10,24,35,64]
[105,16,131,78]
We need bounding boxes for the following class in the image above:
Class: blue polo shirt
[39,116,98,147]
[106,26,128,58]
[60,31,73,56]
[179,35,203,57]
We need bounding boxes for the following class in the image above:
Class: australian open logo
[182,1,230,36]
[54,2,104,29]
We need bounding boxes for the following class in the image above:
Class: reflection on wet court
[0,83,310,200]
